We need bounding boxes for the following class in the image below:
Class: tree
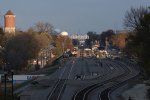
[111,33,128,49]
[34,32,52,49]
[28,25,53,48]
[0,27,4,35]
[4,32,41,70]
[65,37,74,51]
[87,31,99,42]
[136,12,150,75]
[0,32,14,47]
[124,7,150,75]
[34,22,54,34]
[54,35,73,56]
[100,29,115,46]
[0,46,4,69]
[124,6,148,30]
[72,39,79,46]
[87,31,100,48]
[0,29,14,67]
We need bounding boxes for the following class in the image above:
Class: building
[70,34,89,43]
[4,10,16,33]
[60,31,68,36]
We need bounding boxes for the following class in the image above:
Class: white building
[70,34,89,43]
[60,31,68,36]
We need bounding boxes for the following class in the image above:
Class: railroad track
[107,59,140,100]
[99,70,140,100]
[99,59,140,100]
[98,59,135,100]
[47,59,75,100]
[72,59,135,100]
[47,79,67,100]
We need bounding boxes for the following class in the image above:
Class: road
[18,57,140,100]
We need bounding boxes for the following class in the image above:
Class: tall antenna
[0,11,3,27]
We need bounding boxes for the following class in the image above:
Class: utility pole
[105,37,108,51]
[11,70,14,100]
[4,71,7,100]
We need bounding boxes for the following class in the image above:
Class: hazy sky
[0,0,149,34]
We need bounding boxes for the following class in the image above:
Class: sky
[0,0,149,34]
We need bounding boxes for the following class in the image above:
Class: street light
[11,69,14,100]
[80,44,84,58]
[4,71,7,100]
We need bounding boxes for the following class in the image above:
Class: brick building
[4,10,16,33]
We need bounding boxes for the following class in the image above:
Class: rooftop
[5,10,14,15]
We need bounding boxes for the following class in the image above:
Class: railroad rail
[72,59,138,100]
[47,59,75,100]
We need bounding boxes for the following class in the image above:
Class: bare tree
[34,33,53,49]
[124,6,148,30]
[34,22,54,34]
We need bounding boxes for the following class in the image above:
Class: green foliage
[4,31,52,70]
[4,32,40,69]
[86,30,115,47]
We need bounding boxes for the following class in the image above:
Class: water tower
[4,10,16,33]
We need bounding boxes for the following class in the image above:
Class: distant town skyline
[0,0,149,34]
